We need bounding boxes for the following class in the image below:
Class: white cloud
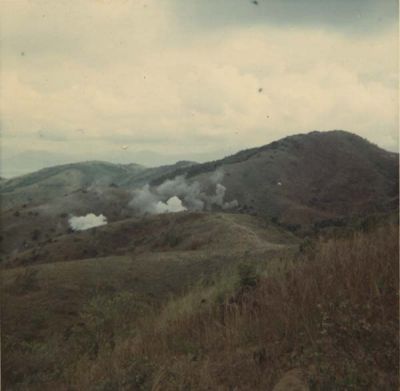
[1,0,398,167]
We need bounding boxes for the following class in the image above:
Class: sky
[1,0,398,176]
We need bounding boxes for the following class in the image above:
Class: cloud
[1,0,398,169]
[172,0,398,35]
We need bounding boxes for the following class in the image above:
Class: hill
[2,211,297,390]
[3,130,396,229]
[0,160,196,210]
[1,130,398,390]
[152,130,398,227]
[2,222,397,390]
[2,211,296,268]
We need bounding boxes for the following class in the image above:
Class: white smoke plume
[129,170,238,215]
[69,213,108,231]
[155,196,187,214]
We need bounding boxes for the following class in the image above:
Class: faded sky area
[0,0,398,177]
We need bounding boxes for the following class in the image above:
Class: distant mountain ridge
[1,130,398,227]
[0,160,197,209]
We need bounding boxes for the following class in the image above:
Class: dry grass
[3,225,399,391]
[67,224,399,390]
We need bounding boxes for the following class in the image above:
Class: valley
[1,130,398,390]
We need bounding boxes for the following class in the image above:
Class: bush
[237,261,259,289]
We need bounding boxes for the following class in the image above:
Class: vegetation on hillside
[2,222,398,390]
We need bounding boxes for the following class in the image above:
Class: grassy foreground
[2,223,399,390]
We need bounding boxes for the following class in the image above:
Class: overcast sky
[1,0,398,174]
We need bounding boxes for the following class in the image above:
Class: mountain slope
[0,161,139,209]
[3,211,297,268]
[153,130,398,226]
[1,131,398,390]
[1,131,397,227]
[2,211,296,359]
[0,160,196,210]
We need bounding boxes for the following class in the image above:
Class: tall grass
[70,224,399,390]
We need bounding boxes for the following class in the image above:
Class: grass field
[2,221,397,390]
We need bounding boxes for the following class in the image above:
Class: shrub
[237,261,259,289]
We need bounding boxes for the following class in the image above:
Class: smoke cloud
[69,213,108,231]
[155,196,187,214]
[129,171,238,215]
